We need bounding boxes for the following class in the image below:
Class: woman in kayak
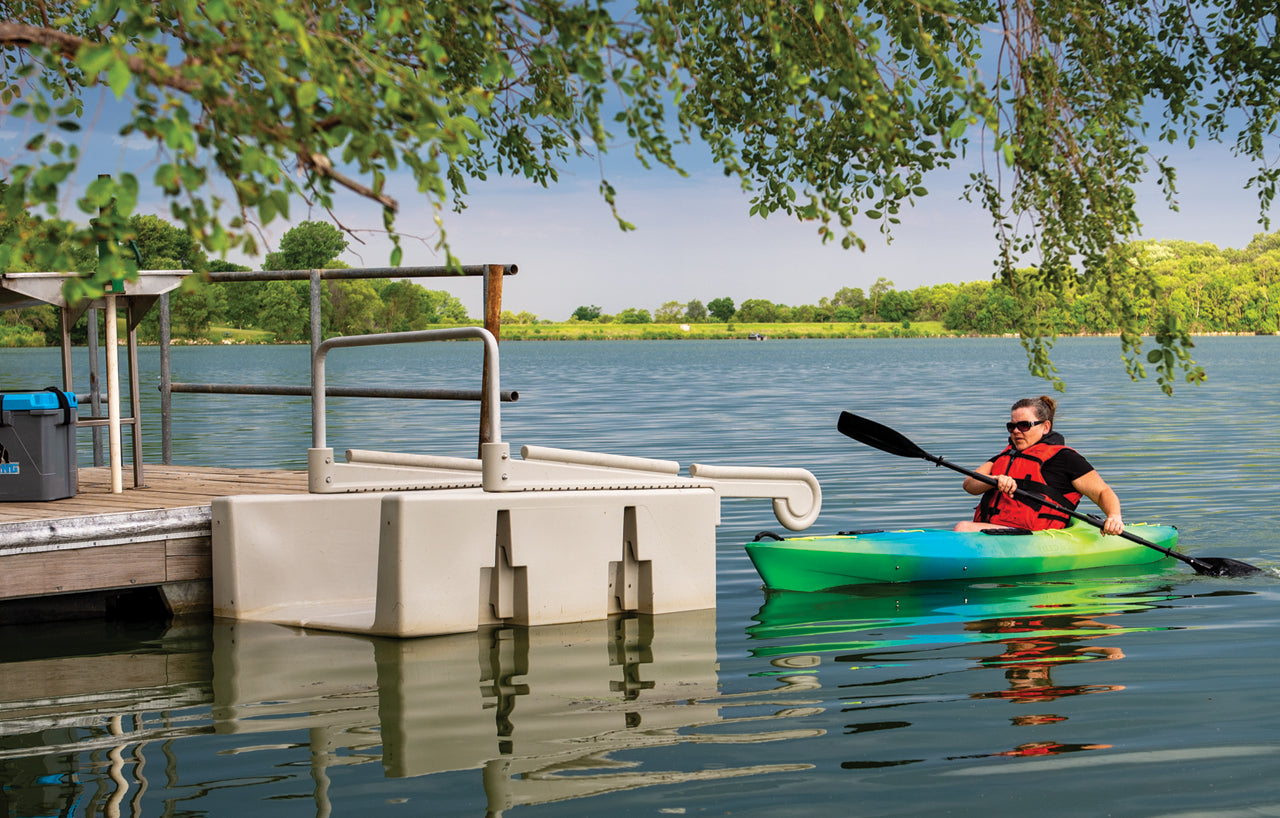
[954,395,1125,535]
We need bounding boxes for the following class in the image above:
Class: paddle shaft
[922,452,1216,571]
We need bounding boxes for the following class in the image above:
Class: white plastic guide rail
[306,327,822,531]
[688,463,823,530]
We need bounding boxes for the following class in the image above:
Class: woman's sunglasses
[1006,419,1046,433]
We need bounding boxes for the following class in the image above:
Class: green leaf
[155,164,181,194]
[272,9,300,32]
[107,61,132,99]
[116,174,139,213]
[76,45,116,76]
[296,81,319,109]
[258,196,278,224]
[84,176,116,208]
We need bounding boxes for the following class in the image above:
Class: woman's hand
[1072,471,1124,535]
[1102,514,1125,536]
[994,474,1017,496]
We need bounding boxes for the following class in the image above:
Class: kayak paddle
[836,411,1264,578]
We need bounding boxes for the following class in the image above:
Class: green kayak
[744,523,1179,592]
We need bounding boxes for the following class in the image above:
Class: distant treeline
[4,210,1280,346]
[558,233,1280,337]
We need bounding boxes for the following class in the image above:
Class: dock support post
[105,293,123,494]
[127,300,145,487]
[479,264,503,455]
[88,308,104,466]
[160,292,172,464]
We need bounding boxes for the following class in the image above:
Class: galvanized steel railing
[310,326,503,450]
[158,264,516,463]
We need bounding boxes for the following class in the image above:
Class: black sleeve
[1041,448,1095,494]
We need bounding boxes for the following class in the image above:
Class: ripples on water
[1,337,1279,817]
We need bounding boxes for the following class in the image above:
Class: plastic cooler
[0,389,78,501]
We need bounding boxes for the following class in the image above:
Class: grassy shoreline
[35,319,1266,346]
[183,320,957,345]
[493,320,954,341]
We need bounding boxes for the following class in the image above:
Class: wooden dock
[0,465,308,624]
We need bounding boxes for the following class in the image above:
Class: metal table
[0,271,189,492]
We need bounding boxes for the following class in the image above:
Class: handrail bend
[688,463,823,531]
[311,327,500,449]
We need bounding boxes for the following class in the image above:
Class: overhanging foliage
[2,0,1276,391]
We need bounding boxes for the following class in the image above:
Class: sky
[4,86,1274,323]
[317,136,1271,321]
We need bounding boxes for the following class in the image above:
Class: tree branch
[0,21,202,94]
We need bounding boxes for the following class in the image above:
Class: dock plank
[0,541,167,598]
[0,465,308,525]
[0,465,309,613]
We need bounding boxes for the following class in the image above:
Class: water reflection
[966,609,1129,705]
[215,611,820,813]
[747,570,1182,768]
[0,619,212,818]
[1,611,821,816]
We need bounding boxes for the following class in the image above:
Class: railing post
[479,264,504,454]
[310,270,323,354]
[127,300,145,487]
[88,307,104,466]
[159,292,172,465]
[59,306,73,392]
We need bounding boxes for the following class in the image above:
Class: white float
[212,328,821,637]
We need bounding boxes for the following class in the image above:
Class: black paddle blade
[837,412,930,461]
[1191,557,1267,577]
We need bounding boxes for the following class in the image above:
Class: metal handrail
[158,263,516,463]
[311,327,501,450]
[168,382,517,402]
[204,264,516,282]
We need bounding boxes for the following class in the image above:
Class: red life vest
[973,442,1082,530]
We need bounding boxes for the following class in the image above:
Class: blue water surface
[1,336,1278,817]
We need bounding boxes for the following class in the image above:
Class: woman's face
[1008,406,1049,450]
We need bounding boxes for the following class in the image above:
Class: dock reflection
[213,609,815,813]
[2,610,822,817]
[0,618,212,818]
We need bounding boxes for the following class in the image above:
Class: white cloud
[112,132,157,152]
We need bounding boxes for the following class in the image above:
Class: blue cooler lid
[0,391,78,411]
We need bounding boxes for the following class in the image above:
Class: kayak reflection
[748,567,1177,701]
[965,609,1129,705]
[748,566,1176,660]
[747,568,1180,769]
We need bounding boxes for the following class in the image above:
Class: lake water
[2,336,1279,817]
